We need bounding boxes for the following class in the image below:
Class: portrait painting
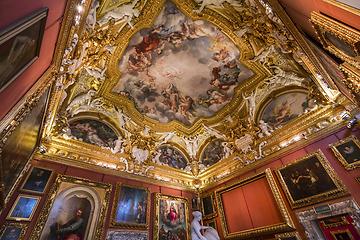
[153,193,189,240]
[201,140,231,167]
[275,231,301,240]
[324,32,356,58]
[275,150,350,209]
[0,223,28,240]
[112,0,254,126]
[191,198,199,210]
[110,183,150,229]
[29,174,112,240]
[207,220,217,231]
[69,119,118,148]
[320,216,349,229]
[1,86,50,204]
[330,229,355,240]
[260,91,310,130]
[20,165,54,194]
[6,194,40,221]
[106,230,148,240]
[329,135,360,170]
[0,7,48,93]
[201,192,217,220]
[152,146,188,170]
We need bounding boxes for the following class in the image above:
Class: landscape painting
[261,92,309,129]
[153,146,188,170]
[112,0,253,126]
[69,119,118,148]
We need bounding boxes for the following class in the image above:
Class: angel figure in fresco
[211,47,230,63]
[161,83,179,112]
[178,95,196,120]
[273,93,297,128]
[197,90,230,107]
[127,52,152,72]
[207,33,237,52]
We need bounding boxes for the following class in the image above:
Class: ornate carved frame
[296,199,360,240]
[329,135,360,170]
[274,149,350,209]
[330,229,355,240]
[28,174,112,240]
[109,182,150,229]
[201,192,217,220]
[0,222,28,240]
[206,219,218,232]
[152,192,190,240]
[275,231,302,240]
[320,216,349,229]
[19,165,55,194]
[215,168,295,239]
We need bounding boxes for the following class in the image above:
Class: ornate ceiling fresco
[39,0,355,190]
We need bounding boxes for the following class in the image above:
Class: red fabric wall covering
[221,177,283,234]
[0,159,197,240]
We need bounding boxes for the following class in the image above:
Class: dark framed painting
[275,231,302,240]
[329,135,360,170]
[153,193,189,240]
[0,7,48,93]
[320,216,349,229]
[0,222,28,240]
[274,149,350,209]
[191,198,199,210]
[330,229,355,240]
[201,192,217,220]
[1,85,51,206]
[19,165,54,194]
[106,230,148,240]
[311,12,360,68]
[356,176,360,185]
[110,183,150,229]
[6,194,40,221]
[207,219,217,231]
[29,174,112,240]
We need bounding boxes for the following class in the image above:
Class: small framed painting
[20,165,54,194]
[320,216,349,229]
[201,192,217,220]
[0,7,48,93]
[274,150,350,209]
[207,219,217,231]
[330,229,355,240]
[191,198,199,210]
[6,194,40,221]
[329,135,360,170]
[0,223,28,240]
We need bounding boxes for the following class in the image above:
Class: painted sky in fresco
[113,0,253,126]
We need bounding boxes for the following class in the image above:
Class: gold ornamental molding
[322,0,360,17]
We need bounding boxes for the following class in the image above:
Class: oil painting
[0,7,48,93]
[329,135,360,170]
[110,183,150,229]
[0,223,28,240]
[68,119,118,148]
[29,174,112,240]
[201,192,217,220]
[20,165,54,194]
[7,194,40,221]
[153,193,189,240]
[260,91,310,129]
[201,140,229,167]
[325,32,356,58]
[330,229,355,240]
[1,86,50,204]
[112,0,253,126]
[152,146,188,170]
[275,150,350,209]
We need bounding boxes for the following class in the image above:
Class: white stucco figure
[86,0,99,31]
[222,142,233,159]
[69,97,104,117]
[191,211,220,240]
[63,34,78,57]
[62,127,77,140]
[97,0,140,28]
[258,120,273,138]
[183,135,199,159]
[242,88,257,121]
[85,66,107,80]
[158,131,176,146]
[202,124,224,139]
[249,44,276,65]
[111,136,126,154]
[63,42,89,74]
[265,66,305,87]
[132,146,149,165]
[66,89,97,112]
[113,106,132,136]
[193,0,239,13]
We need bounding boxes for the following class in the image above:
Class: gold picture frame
[201,192,217,220]
[275,149,350,209]
[215,168,295,239]
[329,135,360,170]
[0,222,28,240]
[19,165,55,194]
[207,219,218,232]
[153,193,190,240]
[110,182,150,229]
[330,229,355,240]
[310,11,360,69]
[275,231,302,240]
[6,194,40,221]
[28,174,112,240]
[320,216,350,229]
